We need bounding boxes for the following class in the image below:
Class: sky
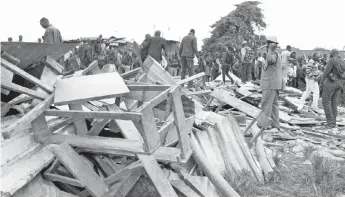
[1,0,345,50]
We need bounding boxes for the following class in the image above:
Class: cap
[266,36,278,44]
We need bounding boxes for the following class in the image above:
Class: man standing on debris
[19,35,23,42]
[240,41,254,82]
[143,30,167,64]
[281,45,294,85]
[179,29,199,89]
[298,53,323,112]
[321,49,345,134]
[40,17,62,44]
[8,37,12,42]
[38,38,42,43]
[260,37,283,130]
[221,46,235,84]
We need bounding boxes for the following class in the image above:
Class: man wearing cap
[40,17,62,44]
[179,29,199,89]
[321,49,345,134]
[240,41,254,82]
[260,37,283,130]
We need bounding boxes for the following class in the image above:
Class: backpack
[244,47,254,62]
[225,52,234,65]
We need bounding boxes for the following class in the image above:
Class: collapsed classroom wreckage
[1,41,345,197]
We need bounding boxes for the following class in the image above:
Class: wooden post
[68,104,88,135]
[170,86,192,161]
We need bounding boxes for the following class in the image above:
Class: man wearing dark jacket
[321,49,345,134]
[179,29,199,88]
[143,30,167,64]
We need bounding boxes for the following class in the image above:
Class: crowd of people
[5,17,345,135]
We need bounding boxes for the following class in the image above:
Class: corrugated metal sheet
[1,42,78,69]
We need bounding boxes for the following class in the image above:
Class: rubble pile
[1,43,345,197]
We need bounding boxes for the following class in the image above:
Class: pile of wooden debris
[1,43,345,197]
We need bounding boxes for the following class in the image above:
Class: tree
[202,1,266,53]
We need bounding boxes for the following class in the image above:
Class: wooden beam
[44,109,142,122]
[170,180,201,197]
[127,85,171,92]
[2,94,54,139]
[81,60,100,75]
[45,56,64,75]
[31,63,60,106]
[41,134,147,155]
[0,146,55,196]
[134,106,160,153]
[176,72,205,85]
[104,169,143,197]
[1,58,54,93]
[68,104,88,135]
[120,67,141,79]
[1,82,46,100]
[52,143,108,197]
[104,161,143,185]
[170,86,191,160]
[1,52,20,65]
[186,90,211,96]
[44,172,84,187]
[32,113,51,141]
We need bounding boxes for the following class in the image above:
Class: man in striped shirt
[298,53,322,112]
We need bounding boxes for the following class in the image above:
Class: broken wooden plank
[104,161,143,185]
[31,113,51,141]
[52,143,108,197]
[41,134,147,155]
[187,90,211,96]
[2,94,54,139]
[176,72,205,86]
[1,82,46,100]
[134,106,161,153]
[1,67,13,95]
[31,63,59,106]
[127,85,171,92]
[104,169,143,197]
[0,145,55,196]
[121,67,141,79]
[211,89,292,122]
[54,72,129,105]
[68,104,88,135]
[44,109,142,122]
[12,174,78,197]
[82,60,100,75]
[45,56,64,75]
[190,133,240,197]
[1,58,54,93]
[0,132,39,169]
[1,52,20,65]
[44,172,84,187]
[170,86,191,160]
[171,180,201,197]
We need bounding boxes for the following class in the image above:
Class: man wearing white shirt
[281,45,292,85]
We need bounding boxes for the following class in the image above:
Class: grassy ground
[227,150,345,197]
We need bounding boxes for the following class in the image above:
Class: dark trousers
[261,89,280,129]
[221,64,234,83]
[322,79,342,127]
[181,56,194,88]
[241,62,252,82]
